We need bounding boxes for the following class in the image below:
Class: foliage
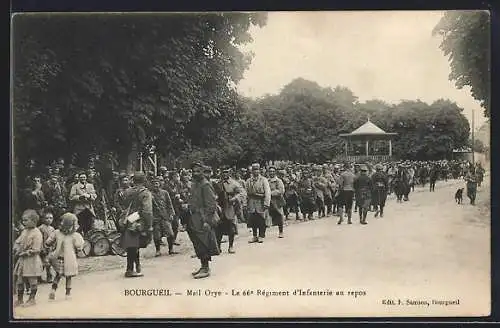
[472,139,486,153]
[13,12,267,174]
[433,11,490,117]
[185,79,471,164]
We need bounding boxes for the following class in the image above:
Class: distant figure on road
[465,168,478,205]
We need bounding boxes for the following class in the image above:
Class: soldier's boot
[374,206,379,218]
[295,213,300,221]
[192,267,203,276]
[193,267,210,279]
[380,207,384,218]
[248,236,259,243]
[228,246,235,254]
[337,208,344,224]
[361,211,368,225]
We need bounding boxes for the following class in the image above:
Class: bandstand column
[345,139,348,156]
[388,139,393,157]
[365,139,369,157]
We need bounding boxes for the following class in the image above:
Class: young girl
[38,212,56,283]
[13,209,44,307]
[46,212,84,300]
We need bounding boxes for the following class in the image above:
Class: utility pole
[472,109,475,166]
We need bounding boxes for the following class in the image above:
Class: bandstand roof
[339,119,397,138]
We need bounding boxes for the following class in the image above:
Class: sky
[236,11,487,129]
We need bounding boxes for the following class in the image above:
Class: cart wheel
[110,235,127,257]
[78,239,92,258]
[92,236,111,256]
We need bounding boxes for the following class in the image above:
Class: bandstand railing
[336,155,392,163]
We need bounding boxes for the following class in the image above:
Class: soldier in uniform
[214,168,242,253]
[111,174,131,228]
[371,164,389,218]
[283,170,301,221]
[246,163,271,243]
[313,166,328,218]
[322,164,334,216]
[354,165,372,225]
[233,169,248,224]
[337,163,356,225]
[119,172,154,278]
[69,172,96,234]
[186,163,220,279]
[150,177,176,257]
[268,167,286,238]
[298,169,316,220]
[465,167,478,205]
[42,173,68,226]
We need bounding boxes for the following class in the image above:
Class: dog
[455,188,464,204]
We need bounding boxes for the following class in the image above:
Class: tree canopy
[183,78,471,166]
[13,13,267,172]
[432,11,490,118]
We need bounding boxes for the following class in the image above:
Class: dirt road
[13,177,490,319]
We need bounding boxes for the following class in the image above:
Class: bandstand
[338,119,397,163]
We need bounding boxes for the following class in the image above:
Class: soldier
[322,164,334,216]
[465,167,478,205]
[429,164,439,192]
[111,174,132,227]
[234,169,248,224]
[313,166,328,218]
[371,164,389,218]
[298,169,315,220]
[42,173,67,226]
[186,163,220,279]
[150,177,176,257]
[354,165,372,225]
[337,163,356,225]
[69,172,97,234]
[246,163,271,243]
[268,167,286,238]
[119,172,154,278]
[214,168,242,253]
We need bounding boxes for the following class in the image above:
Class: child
[13,209,44,307]
[38,212,56,283]
[45,213,84,300]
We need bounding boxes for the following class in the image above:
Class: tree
[12,13,267,174]
[433,11,490,117]
[472,139,486,153]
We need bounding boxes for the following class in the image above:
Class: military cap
[375,164,383,170]
[132,171,147,183]
[360,165,368,171]
[251,163,261,170]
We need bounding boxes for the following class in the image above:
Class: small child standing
[13,209,44,307]
[45,213,84,300]
[38,212,56,283]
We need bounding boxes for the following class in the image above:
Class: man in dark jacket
[371,164,389,218]
[187,163,220,279]
[354,165,372,225]
[151,177,176,257]
[119,172,153,278]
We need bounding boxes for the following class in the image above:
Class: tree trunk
[126,141,139,174]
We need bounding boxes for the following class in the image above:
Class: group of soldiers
[15,158,484,268]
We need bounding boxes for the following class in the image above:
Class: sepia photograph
[11,10,491,319]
